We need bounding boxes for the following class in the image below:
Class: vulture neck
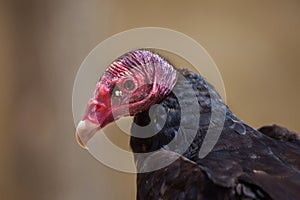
[130,68,250,162]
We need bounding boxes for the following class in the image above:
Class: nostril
[95,103,107,111]
[87,99,107,112]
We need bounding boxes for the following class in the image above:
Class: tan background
[1,0,299,199]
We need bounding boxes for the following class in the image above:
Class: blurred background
[0,0,299,199]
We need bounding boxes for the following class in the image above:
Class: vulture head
[76,50,179,148]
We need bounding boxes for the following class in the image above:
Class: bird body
[76,50,300,200]
[132,68,300,200]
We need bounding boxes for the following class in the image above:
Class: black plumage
[76,50,300,200]
[130,68,300,200]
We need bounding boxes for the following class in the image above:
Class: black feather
[130,68,300,200]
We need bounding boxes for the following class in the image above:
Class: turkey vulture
[75,50,300,200]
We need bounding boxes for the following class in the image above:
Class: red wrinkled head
[76,50,178,148]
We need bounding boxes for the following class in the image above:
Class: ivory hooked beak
[75,120,100,149]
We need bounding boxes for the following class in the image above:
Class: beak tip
[75,120,100,150]
[75,132,88,150]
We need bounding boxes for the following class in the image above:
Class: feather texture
[131,68,300,200]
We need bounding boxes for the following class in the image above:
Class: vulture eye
[123,79,135,91]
